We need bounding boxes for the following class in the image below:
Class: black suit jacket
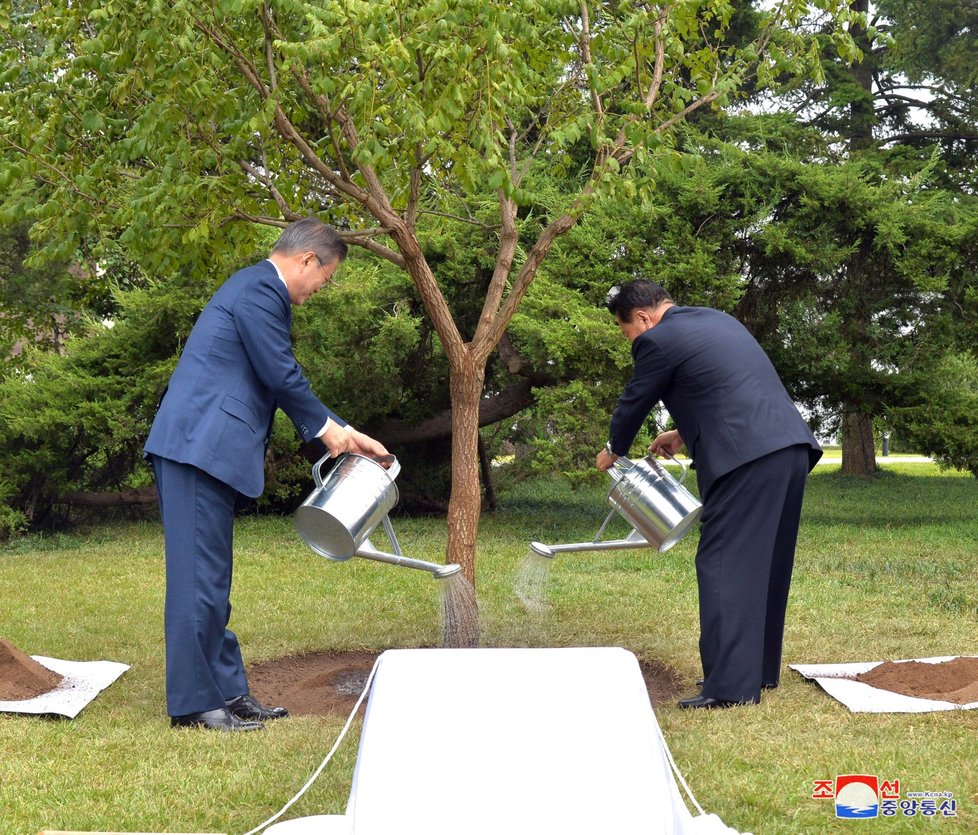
[609,306,821,497]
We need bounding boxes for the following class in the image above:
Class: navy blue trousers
[151,456,249,717]
[695,444,811,704]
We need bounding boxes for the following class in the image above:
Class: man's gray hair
[272,217,348,264]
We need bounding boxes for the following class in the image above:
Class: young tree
[2,0,853,581]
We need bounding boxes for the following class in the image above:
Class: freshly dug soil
[248,650,688,718]
[249,650,381,718]
[0,638,63,701]
[854,656,978,705]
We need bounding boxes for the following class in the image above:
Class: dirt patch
[0,638,63,701]
[249,650,380,718]
[638,658,687,705]
[248,650,689,717]
[853,656,978,705]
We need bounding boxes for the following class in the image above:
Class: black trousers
[695,444,811,703]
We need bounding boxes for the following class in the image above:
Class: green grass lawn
[1,462,976,834]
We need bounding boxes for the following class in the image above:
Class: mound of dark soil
[0,638,63,701]
[854,656,978,705]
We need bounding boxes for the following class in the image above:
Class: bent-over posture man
[596,279,821,709]
[146,218,388,730]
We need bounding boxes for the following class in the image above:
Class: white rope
[655,721,706,817]
[240,655,381,835]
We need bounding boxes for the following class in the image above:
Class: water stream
[440,572,480,648]
[514,547,555,613]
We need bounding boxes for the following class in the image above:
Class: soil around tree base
[248,652,978,717]
[247,650,689,718]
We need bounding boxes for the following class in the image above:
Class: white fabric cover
[0,655,129,719]
[267,647,745,835]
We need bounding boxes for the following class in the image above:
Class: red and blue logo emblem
[835,775,879,818]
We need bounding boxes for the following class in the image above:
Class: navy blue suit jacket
[609,306,821,497]
[145,260,344,498]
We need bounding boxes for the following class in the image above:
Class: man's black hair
[606,279,672,322]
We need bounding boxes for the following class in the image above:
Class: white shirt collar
[266,258,288,288]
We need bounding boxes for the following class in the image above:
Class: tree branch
[238,157,301,220]
[417,209,498,231]
[192,9,373,209]
[1,139,106,208]
[230,210,289,228]
[643,11,668,110]
[374,379,538,444]
[880,130,978,145]
[341,233,406,267]
[578,0,604,118]
[473,207,580,364]
[190,14,268,98]
[261,2,278,92]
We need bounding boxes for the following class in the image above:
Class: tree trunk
[840,408,877,476]
[848,0,875,152]
[837,0,878,481]
[446,350,486,586]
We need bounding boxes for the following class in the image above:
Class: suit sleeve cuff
[315,419,354,438]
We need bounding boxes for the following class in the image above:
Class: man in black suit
[596,279,821,709]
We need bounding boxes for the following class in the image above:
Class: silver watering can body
[294,452,401,560]
[529,449,702,558]
[607,453,702,552]
[293,452,460,579]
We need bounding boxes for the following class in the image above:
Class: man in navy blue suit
[596,279,821,709]
[146,218,388,730]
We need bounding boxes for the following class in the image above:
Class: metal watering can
[294,452,460,579]
[529,451,702,558]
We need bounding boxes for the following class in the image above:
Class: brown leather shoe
[226,693,289,721]
[171,706,264,731]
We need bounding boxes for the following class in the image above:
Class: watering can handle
[666,452,689,484]
[606,442,633,482]
[646,451,690,485]
[311,452,400,488]
[609,456,632,482]
[605,444,689,486]
[312,453,331,488]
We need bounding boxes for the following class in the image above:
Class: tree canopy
[2,0,858,579]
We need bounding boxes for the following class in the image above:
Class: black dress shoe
[678,694,758,709]
[170,707,264,731]
[226,693,289,721]
[695,679,778,690]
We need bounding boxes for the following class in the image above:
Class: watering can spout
[434,563,463,580]
[356,540,460,580]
